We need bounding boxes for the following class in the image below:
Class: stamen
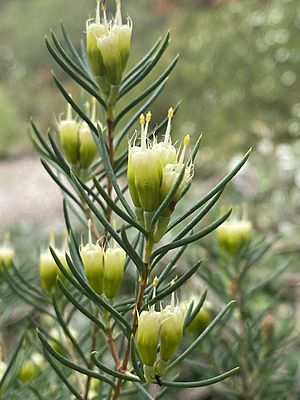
[143,111,152,140]
[152,276,159,299]
[179,134,190,166]
[96,0,101,24]
[164,107,174,144]
[115,0,122,25]
[88,219,93,245]
[66,101,72,120]
[101,1,108,24]
[140,114,146,150]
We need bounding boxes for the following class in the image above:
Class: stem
[233,260,254,400]
[106,115,115,224]
[111,238,154,400]
[84,309,99,399]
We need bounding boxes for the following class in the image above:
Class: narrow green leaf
[41,349,85,400]
[115,55,178,126]
[41,159,81,207]
[147,261,202,307]
[10,262,47,300]
[47,39,106,109]
[173,190,224,240]
[132,382,155,400]
[61,22,89,75]
[2,268,55,319]
[167,300,236,371]
[119,31,170,98]
[50,30,97,87]
[52,73,99,135]
[91,353,140,382]
[114,82,167,150]
[92,176,147,236]
[130,336,145,381]
[152,210,232,260]
[57,279,105,331]
[47,132,70,174]
[123,36,162,83]
[95,124,135,219]
[121,228,145,277]
[168,149,251,231]
[150,165,185,231]
[52,294,89,365]
[31,119,53,155]
[161,367,239,388]
[184,289,207,328]
[38,330,115,386]
[0,332,25,388]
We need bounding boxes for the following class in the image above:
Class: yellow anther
[183,134,190,147]
[153,276,159,288]
[146,111,152,122]
[168,107,174,119]
[139,114,145,126]
[101,2,107,13]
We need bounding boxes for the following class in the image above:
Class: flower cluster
[137,293,187,382]
[80,220,125,299]
[86,0,132,92]
[39,230,68,292]
[128,108,194,240]
[216,208,253,255]
[58,99,98,175]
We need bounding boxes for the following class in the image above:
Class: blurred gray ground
[0,154,62,226]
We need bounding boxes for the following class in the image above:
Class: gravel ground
[0,154,63,227]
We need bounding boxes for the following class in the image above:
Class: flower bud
[216,211,252,255]
[137,310,161,367]
[160,300,187,362]
[80,220,104,295]
[19,353,44,382]
[160,135,193,217]
[187,306,212,335]
[0,233,15,270]
[79,122,98,169]
[98,32,123,86]
[40,231,68,292]
[112,23,132,71]
[128,113,162,212]
[86,2,107,78]
[58,103,80,165]
[103,246,125,299]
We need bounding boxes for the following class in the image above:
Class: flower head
[159,294,187,362]
[87,0,132,87]
[80,219,104,295]
[216,206,252,255]
[39,230,68,292]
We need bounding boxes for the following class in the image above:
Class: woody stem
[111,237,154,400]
